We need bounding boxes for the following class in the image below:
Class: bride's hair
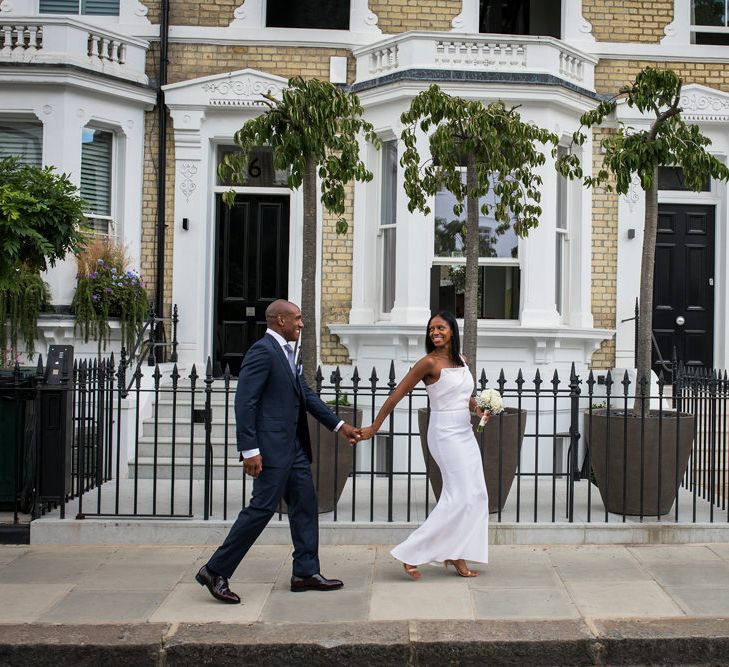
[425,311,464,366]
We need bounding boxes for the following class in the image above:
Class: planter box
[586,409,695,516]
[417,407,527,513]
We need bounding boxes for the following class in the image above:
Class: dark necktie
[283,343,296,376]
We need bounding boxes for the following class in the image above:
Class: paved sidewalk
[1,542,729,665]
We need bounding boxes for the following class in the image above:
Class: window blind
[39,0,80,13]
[81,128,113,216]
[39,0,120,15]
[0,121,43,167]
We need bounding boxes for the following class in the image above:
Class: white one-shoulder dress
[391,365,489,566]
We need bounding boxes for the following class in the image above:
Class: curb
[1,619,729,666]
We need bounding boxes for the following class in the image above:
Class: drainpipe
[154,0,170,327]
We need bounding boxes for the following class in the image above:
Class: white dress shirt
[241,329,344,460]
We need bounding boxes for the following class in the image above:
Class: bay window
[39,0,120,15]
[430,172,520,319]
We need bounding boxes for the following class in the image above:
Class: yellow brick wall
[369,0,461,33]
[595,60,729,95]
[582,0,674,43]
[165,43,355,86]
[590,129,618,369]
[144,0,239,26]
[140,106,175,329]
[320,185,355,365]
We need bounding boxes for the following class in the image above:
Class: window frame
[431,167,521,320]
[80,125,117,238]
[378,138,398,317]
[690,0,729,43]
[555,145,570,319]
[0,117,43,167]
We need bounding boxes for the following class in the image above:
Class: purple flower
[90,272,98,280]
[106,287,112,293]
[97,259,104,265]
[92,294,99,301]
[111,268,117,274]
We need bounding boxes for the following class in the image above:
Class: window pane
[380,140,397,314]
[658,166,711,192]
[267,0,350,29]
[555,235,564,315]
[0,121,43,166]
[381,228,396,313]
[81,127,113,216]
[434,181,519,259]
[217,146,289,187]
[430,265,520,319]
[39,0,79,13]
[692,0,726,26]
[82,0,120,15]
[479,0,560,38]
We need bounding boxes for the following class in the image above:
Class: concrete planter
[280,407,360,514]
[586,410,695,516]
[417,407,527,513]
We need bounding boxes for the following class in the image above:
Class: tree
[0,157,86,365]
[400,85,558,377]
[0,157,86,290]
[219,77,379,381]
[556,67,729,409]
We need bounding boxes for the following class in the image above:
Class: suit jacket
[234,333,340,466]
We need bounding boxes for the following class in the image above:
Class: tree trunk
[463,154,480,379]
[634,166,659,413]
[301,156,318,385]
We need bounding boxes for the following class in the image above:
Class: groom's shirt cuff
[242,422,343,459]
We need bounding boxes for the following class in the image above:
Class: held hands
[339,422,362,446]
[358,425,377,441]
[243,454,263,478]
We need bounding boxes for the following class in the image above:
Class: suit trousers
[206,439,320,579]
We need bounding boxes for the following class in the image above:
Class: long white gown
[391,365,489,566]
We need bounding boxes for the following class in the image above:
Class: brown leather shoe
[196,565,241,604]
[290,573,344,592]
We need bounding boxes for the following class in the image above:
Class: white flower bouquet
[474,388,504,431]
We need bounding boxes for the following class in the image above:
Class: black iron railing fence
[3,356,728,525]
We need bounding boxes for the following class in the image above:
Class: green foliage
[0,268,50,366]
[555,68,729,193]
[71,238,149,352]
[400,85,559,237]
[218,76,381,233]
[0,157,87,290]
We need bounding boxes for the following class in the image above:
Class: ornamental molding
[165,68,288,110]
[200,75,284,106]
[179,161,198,202]
[619,174,641,213]
[679,85,729,122]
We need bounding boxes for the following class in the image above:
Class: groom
[196,299,361,604]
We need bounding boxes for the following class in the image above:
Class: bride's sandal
[403,563,422,580]
[444,559,478,577]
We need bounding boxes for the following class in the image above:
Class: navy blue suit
[207,333,340,579]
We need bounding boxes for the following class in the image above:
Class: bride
[359,311,489,579]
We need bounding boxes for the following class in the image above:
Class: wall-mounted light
[627,228,635,239]
[182,217,189,231]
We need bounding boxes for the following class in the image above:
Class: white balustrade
[0,17,146,84]
[355,33,595,91]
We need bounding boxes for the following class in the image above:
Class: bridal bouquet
[474,388,504,431]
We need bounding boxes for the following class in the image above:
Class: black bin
[38,345,74,503]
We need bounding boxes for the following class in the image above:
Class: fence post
[568,363,581,522]
[203,357,214,520]
[171,304,179,363]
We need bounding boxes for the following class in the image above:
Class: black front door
[214,194,289,376]
[653,203,715,371]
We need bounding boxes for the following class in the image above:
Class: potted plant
[417,406,527,513]
[71,238,149,354]
[558,67,729,515]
